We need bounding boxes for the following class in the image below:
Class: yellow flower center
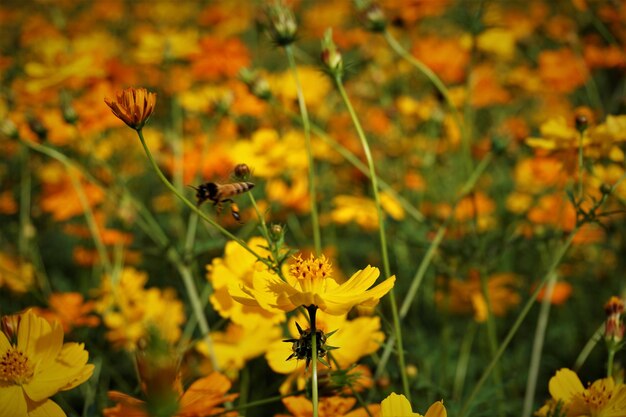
[581,381,612,410]
[289,254,332,291]
[0,346,34,385]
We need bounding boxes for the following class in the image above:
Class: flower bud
[233,163,252,180]
[575,114,588,134]
[264,1,297,46]
[604,296,625,345]
[355,0,386,32]
[104,87,157,131]
[321,28,343,78]
[1,313,21,342]
[239,68,272,100]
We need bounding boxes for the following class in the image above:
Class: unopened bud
[1,313,21,342]
[355,0,386,32]
[321,29,343,78]
[604,296,625,345]
[575,114,588,134]
[233,163,251,180]
[265,1,297,46]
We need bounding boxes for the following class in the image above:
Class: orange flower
[436,270,521,322]
[411,36,470,84]
[277,395,379,417]
[536,282,573,305]
[103,372,238,417]
[31,292,100,333]
[538,49,588,93]
[104,87,156,130]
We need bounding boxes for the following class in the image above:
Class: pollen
[290,254,333,283]
[581,381,611,409]
[0,346,34,385]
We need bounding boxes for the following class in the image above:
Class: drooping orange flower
[103,372,238,417]
[276,395,379,417]
[104,87,156,130]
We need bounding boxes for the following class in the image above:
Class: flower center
[581,381,612,410]
[290,254,332,284]
[0,346,34,385]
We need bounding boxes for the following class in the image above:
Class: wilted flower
[104,87,156,130]
[604,296,625,346]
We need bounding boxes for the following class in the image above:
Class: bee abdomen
[233,182,255,194]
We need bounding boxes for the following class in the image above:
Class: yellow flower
[537,368,626,417]
[0,253,34,294]
[95,267,185,350]
[381,393,447,417]
[0,310,94,417]
[197,321,282,379]
[104,87,156,130]
[331,194,405,230]
[230,254,395,315]
[207,237,286,328]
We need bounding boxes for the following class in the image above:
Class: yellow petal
[27,399,66,417]
[17,311,63,368]
[0,384,27,417]
[0,331,11,354]
[381,393,421,417]
[424,401,447,417]
[549,368,584,402]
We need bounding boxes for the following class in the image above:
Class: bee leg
[225,199,242,223]
[214,201,223,215]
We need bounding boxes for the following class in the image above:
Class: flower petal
[548,368,584,402]
[27,399,66,417]
[424,401,447,417]
[381,393,421,417]
[0,384,27,417]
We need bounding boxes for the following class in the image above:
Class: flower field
[1,1,626,416]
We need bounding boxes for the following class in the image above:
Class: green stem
[459,228,579,417]
[334,77,410,400]
[453,321,477,400]
[239,366,250,417]
[607,349,615,378]
[480,268,505,417]
[19,138,112,276]
[522,272,558,417]
[573,324,604,372]
[285,45,322,256]
[578,130,584,199]
[308,305,319,417]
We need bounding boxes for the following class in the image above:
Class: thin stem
[248,192,270,240]
[480,269,505,417]
[522,272,558,417]
[453,321,477,400]
[285,45,322,256]
[607,349,615,378]
[573,324,604,372]
[578,130,584,199]
[173,260,219,372]
[308,305,319,417]
[239,365,250,417]
[19,138,112,275]
[459,228,579,417]
[334,77,410,400]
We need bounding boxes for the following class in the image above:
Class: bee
[191,181,254,222]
